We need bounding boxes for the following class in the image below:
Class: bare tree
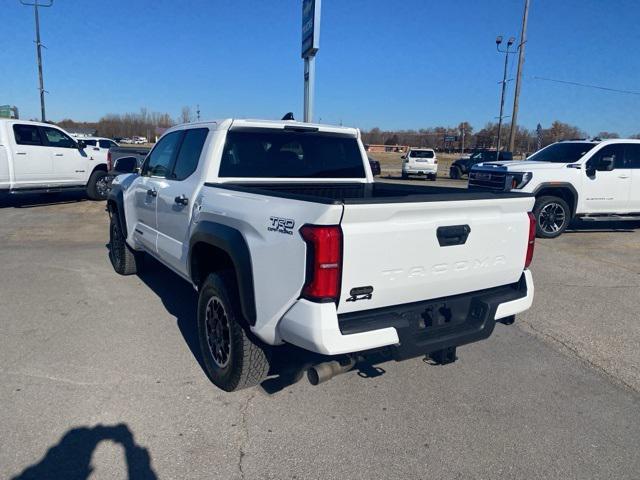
[596,131,620,139]
[179,106,193,124]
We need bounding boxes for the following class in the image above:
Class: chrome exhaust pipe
[307,358,356,386]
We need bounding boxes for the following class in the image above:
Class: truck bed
[205,182,532,205]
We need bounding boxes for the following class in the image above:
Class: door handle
[55,153,64,157]
[174,195,189,206]
[16,152,27,155]
[618,175,630,179]
[147,189,157,197]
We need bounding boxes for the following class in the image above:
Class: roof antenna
[281,112,295,121]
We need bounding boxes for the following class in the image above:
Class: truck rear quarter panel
[197,185,343,344]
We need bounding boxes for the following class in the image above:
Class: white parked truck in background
[107,118,536,391]
[468,139,640,238]
[0,119,111,200]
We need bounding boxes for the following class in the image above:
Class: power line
[531,76,640,96]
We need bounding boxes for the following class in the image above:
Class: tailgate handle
[437,225,471,247]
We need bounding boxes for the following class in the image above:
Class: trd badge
[268,217,295,235]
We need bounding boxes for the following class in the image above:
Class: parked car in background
[368,156,381,176]
[120,138,133,144]
[0,119,110,199]
[468,139,640,238]
[401,148,438,180]
[107,118,535,392]
[80,136,119,152]
[450,150,513,179]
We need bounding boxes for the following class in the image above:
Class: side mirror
[113,156,139,174]
[77,140,86,149]
[597,156,615,171]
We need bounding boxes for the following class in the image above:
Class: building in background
[0,105,19,119]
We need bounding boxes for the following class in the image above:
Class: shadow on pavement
[0,191,87,209]
[10,423,156,480]
[133,256,394,394]
[566,218,640,233]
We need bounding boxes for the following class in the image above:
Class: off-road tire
[87,170,109,200]
[197,272,270,392]
[109,212,142,275]
[533,195,570,239]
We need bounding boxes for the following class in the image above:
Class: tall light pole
[508,0,530,153]
[20,0,53,123]
[495,35,515,153]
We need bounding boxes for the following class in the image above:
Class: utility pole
[495,35,515,153]
[507,0,530,153]
[20,0,53,123]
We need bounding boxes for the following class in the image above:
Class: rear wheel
[429,174,437,181]
[450,166,461,179]
[197,272,270,391]
[87,170,109,200]
[533,196,570,239]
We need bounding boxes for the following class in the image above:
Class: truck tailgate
[338,196,534,314]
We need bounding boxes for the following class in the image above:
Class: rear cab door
[130,130,184,253]
[156,127,210,275]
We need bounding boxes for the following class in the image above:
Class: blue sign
[302,0,321,58]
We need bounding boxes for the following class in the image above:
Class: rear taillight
[107,151,112,171]
[525,212,536,268]
[300,225,342,303]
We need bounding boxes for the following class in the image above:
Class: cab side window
[42,127,76,148]
[624,144,640,169]
[170,128,208,180]
[142,131,182,178]
[588,144,625,169]
[13,124,43,146]
[99,140,114,149]
[84,139,98,147]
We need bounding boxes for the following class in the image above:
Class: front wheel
[197,272,270,391]
[109,212,143,275]
[533,196,570,239]
[87,170,110,200]
[449,166,461,179]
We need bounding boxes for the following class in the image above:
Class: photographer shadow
[11,423,156,480]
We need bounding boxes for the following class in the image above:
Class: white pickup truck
[0,119,110,200]
[107,118,535,391]
[469,139,640,238]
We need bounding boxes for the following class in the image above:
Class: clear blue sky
[1,0,639,135]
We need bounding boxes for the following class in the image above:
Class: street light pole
[495,35,515,153]
[508,0,530,153]
[20,0,53,123]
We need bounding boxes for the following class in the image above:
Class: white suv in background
[402,148,438,180]
[469,139,640,238]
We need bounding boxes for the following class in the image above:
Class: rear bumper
[277,270,533,357]
[403,165,437,175]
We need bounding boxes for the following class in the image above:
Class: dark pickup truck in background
[449,150,513,179]
[106,146,150,185]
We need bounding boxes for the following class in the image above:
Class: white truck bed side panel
[197,186,343,344]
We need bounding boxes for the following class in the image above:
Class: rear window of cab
[409,150,435,159]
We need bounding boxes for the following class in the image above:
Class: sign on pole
[301,0,320,58]
[302,0,320,122]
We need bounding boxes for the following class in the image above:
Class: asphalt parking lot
[1,187,639,480]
